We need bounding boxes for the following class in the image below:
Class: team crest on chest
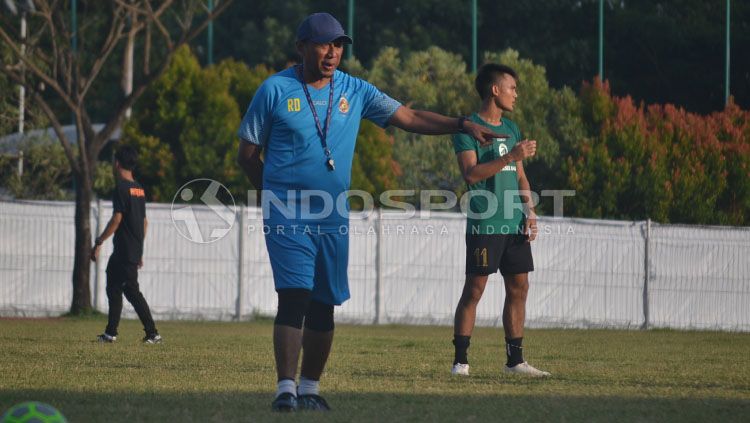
[498,143,508,156]
[497,141,517,171]
[338,96,349,114]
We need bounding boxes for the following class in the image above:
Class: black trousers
[105,257,157,337]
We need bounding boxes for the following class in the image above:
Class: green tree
[564,80,749,225]
[213,60,274,116]
[0,139,71,200]
[0,69,19,136]
[0,1,233,314]
[352,46,591,212]
[363,47,475,205]
[350,121,400,208]
[212,0,750,113]
[235,17,296,69]
[123,46,241,202]
[716,101,750,225]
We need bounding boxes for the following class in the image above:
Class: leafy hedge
[566,79,749,225]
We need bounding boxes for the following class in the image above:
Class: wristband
[95,237,103,246]
[457,116,468,134]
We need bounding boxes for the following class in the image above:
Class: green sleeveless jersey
[452,113,524,235]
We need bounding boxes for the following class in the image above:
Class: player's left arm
[140,217,148,268]
[516,160,537,241]
[389,106,498,146]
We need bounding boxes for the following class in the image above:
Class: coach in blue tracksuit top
[237,12,499,412]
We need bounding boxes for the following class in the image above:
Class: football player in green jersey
[450,64,549,378]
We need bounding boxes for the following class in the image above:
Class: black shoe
[142,334,162,344]
[97,333,116,343]
[271,392,297,412]
[297,394,331,411]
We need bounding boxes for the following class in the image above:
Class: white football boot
[451,363,470,376]
[503,361,551,377]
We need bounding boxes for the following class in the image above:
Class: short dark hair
[114,145,138,171]
[475,63,518,100]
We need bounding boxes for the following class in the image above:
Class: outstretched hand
[464,120,501,146]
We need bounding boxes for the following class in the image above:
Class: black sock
[453,335,471,365]
[505,337,524,367]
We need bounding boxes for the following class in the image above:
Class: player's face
[493,74,518,112]
[299,40,344,81]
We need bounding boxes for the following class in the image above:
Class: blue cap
[296,13,353,44]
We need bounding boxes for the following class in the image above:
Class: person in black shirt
[91,146,161,344]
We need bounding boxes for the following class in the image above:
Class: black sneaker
[142,334,162,344]
[297,394,331,411]
[271,392,297,412]
[97,333,116,343]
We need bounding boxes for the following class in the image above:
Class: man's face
[298,39,344,80]
[493,74,518,112]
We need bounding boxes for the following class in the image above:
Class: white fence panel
[0,201,77,316]
[649,224,750,331]
[1,200,749,331]
[240,208,276,318]
[337,212,379,323]
[376,211,467,325]
[528,218,646,328]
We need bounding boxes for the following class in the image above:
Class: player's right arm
[389,107,499,146]
[237,78,277,207]
[457,140,537,185]
[238,142,264,202]
[90,212,123,262]
[356,77,499,147]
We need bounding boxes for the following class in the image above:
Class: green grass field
[1,317,748,422]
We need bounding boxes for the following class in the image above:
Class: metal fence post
[374,208,383,324]
[236,205,246,320]
[642,219,651,330]
[94,199,103,312]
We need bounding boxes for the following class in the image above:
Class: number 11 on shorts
[474,248,488,267]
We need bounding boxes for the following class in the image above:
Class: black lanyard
[296,65,336,171]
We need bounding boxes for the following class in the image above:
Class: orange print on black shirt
[129,187,145,198]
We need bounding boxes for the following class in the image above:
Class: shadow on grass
[1,389,748,423]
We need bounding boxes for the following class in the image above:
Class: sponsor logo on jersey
[129,188,145,197]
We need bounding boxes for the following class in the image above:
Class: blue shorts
[264,230,350,305]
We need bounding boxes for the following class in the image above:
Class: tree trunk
[70,169,93,314]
